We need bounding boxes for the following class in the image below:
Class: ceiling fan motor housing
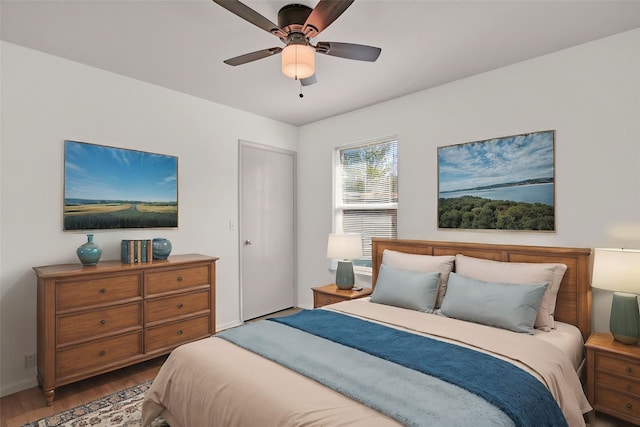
[278,4,314,35]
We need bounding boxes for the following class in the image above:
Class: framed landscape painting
[437,130,555,231]
[64,140,178,231]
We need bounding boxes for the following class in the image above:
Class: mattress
[142,300,591,427]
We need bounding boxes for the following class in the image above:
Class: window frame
[332,137,398,275]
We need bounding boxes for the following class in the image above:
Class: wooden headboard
[371,239,592,340]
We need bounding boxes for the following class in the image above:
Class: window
[334,138,398,269]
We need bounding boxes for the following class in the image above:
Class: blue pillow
[371,264,441,312]
[439,273,548,334]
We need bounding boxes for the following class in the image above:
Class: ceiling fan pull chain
[299,81,304,99]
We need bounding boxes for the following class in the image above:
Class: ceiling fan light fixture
[281,44,315,80]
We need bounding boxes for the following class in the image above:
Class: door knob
[244,240,252,245]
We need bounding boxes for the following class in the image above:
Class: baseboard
[1,376,38,398]
[216,319,243,331]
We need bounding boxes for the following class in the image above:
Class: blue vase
[152,238,172,260]
[77,234,102,266]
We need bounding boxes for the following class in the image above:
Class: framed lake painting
[437,130,555,231]
[64,140,178,231]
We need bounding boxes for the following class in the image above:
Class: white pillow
[382,249,455,308]
[454,254,567,331]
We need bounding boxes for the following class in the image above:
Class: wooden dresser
[33,254,217,406]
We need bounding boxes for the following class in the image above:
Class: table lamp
[592,248,640,345]
[327,233,363,290]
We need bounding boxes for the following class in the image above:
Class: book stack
[121,239,153,264]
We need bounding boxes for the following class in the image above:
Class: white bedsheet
[534,321,585,373]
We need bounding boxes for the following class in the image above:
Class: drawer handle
[177,329,183,335]
[100,319,106,325]
[177,276,183,282]
[326,298,331,303]
[99,288,107,294]
[627,403,633,410]
[177,303,184,309]
[627,384,632,391]
[99,350,106,357]
[627,367,633,373]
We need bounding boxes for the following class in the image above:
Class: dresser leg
[44,388,54,406]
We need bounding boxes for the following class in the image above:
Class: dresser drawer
[56,274,142,311]
[595,387,640,421]
[145,315,210,353]
[57,303,142,346]
[315,293,347,308]
[596,371,640,397]
[597,353,640,380]
[56,331,143,378]
[145,265,210,295]
[145,290,210,324]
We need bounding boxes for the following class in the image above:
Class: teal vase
[610,292,640,344]
[152,238,172,260]
[76,234,102,266]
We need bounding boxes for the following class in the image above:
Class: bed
[142,239,593,427]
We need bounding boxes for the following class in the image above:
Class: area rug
[22,381,168,427]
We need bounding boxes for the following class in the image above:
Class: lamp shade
[327,233,362,260]
[281,44,314,79]
[592,248,640,293]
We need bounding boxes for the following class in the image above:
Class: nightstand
[311,284,372,308]
[586,332,640,426]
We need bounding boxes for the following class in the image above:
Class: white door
[240,142,296,320]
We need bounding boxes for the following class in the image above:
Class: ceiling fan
[212,0,381,86]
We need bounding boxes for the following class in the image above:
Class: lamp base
[610,292,640,345]
[335,260,355,290]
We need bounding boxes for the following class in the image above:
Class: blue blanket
[217,319,513,426]
[271,310,567,427]
[217,309,567,426]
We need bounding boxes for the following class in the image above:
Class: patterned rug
[22,381,168,427]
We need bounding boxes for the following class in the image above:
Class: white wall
[2,28,639,398]
[0,41,298,396]
[297,29,640,330]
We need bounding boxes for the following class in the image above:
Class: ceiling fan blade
[223,47,282,66]
[302,0,354,38]
[212,0,287,39]
[300,74,317,86]
[315,41,381,62]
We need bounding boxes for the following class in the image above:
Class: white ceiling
[2,0,640,126]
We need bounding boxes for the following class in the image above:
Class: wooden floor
[0,356,166,427]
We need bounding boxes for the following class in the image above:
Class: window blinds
[336,139,398,259]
